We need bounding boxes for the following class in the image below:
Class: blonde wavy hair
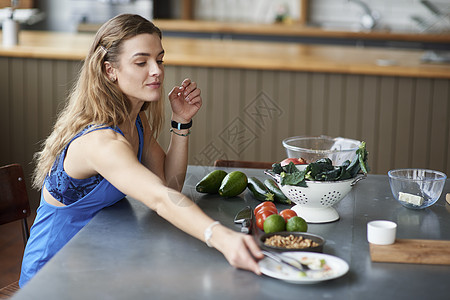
[32,14,164,190]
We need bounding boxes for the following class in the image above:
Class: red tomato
[256,210,276,231]
[254,201,277,216]
[256,206,278,217]
[280,157,307,166]
[279,209,297,222]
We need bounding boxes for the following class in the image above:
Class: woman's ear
[104,61,117,82]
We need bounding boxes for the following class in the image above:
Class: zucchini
[247,177,274,202]
[264,178,291,204]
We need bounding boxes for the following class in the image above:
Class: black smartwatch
[171,119,192,130]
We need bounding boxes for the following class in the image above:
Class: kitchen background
[5,0,449,35]
[193,0,449,33]
[1,0,449,207]
[1,0,449,291]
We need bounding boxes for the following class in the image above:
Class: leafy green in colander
[273,142,369,186]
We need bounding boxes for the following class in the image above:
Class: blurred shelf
[151,19,450,44]
[78,19,450,51]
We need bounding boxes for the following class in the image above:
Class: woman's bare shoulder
[64,127,131,179]
[86,126,127,142]
[70,127,130,155]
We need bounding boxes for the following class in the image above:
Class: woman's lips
[146,82,161,88]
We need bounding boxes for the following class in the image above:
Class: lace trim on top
[45,156,104,206]
[45,115,143,206]
[45,125,117,206]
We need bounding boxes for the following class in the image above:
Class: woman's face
[112,33,165,104]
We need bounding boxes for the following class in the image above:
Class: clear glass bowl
[388,169,447,210]
[282,136,361,165]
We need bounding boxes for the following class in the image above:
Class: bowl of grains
[259,232,325,253]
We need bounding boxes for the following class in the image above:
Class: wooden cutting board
[369,239,450,265]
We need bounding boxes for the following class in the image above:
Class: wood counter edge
[1,31,449,79]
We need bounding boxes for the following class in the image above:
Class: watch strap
[171,119,192,130]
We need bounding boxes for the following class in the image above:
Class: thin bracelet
[204,221,220,247]
[169,128,191,137]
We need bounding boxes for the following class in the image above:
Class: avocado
[218,171,248,197]
[195,170,228,194]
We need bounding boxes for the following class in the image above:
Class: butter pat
[398,192,424,206]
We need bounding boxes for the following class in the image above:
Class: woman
[19,14,262,287]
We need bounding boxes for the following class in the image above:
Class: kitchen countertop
[12,166,450,300]
[1,30,449,78]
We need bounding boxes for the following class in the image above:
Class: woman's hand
[210,226,263,275]
[168,78,202,123]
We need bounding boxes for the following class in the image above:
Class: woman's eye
[136,62,146,67]
[157,60,164,65]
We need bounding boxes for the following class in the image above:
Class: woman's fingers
[168,85,183,100]
[242,235,263,275]
[185,87,201,105]
[223,233,262,275]
[244,235,264,260]
[167,78,202,122]
[182,81,198,100]
[168,79,200,103]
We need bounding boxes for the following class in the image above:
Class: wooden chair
[213,160,274,169]
[0,282,20,299]
[0,164,31,299]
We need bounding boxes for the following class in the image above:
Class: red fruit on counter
[256,210,276,231]
[254,201,277,216]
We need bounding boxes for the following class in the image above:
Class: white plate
[259,252,349,284]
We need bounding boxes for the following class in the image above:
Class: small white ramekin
[367,220,397,245]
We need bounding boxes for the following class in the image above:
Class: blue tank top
[19,116,144,287]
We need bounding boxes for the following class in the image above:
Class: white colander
[265,171,365,223]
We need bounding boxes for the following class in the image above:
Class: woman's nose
[149,61,162,77]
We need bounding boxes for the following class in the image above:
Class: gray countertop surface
[13,166,450,299]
